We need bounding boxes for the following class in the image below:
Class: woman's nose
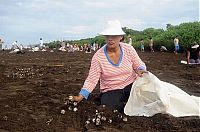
[107,36,113,40]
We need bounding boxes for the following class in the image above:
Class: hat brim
[99,33,126,36]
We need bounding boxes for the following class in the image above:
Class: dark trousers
[101,83,133,113]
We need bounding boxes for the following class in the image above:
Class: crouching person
[71,20,147,113]
[186,42,200,64]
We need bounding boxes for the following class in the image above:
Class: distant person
[160,46,167,52]
[19,44,24,50]
[59,41,66,51]
[92,42,97,51]
[74,44,80,51]
[95,43,99,50]
[68,44,74,52]
[0,38,4,50]
[128,36,132,45]
[40,38,43,48]
[85,44,91,53]
[79,45,83,52]
[149,37,154,52]
[70,20,146,113]
[61,41,65,48]
[186,43,200,64]
[140,39,144,52]
[174,36,179,54]
[11,41,19,50]
[66,43,70,50]
[83,43,87,52]
[10,41,24,54]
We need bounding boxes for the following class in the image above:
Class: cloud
[0,0,198,46]
[63,25,90,34]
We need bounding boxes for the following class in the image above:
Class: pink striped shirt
[82,42,146,94]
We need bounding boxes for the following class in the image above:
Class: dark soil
[0,50,199,132]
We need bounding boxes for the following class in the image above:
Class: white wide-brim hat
[192,44,199,48]
[99,20,126,36]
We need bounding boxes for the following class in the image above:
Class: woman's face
[105,35,123,49]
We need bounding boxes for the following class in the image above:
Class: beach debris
[85,120,90,125]
[113,109,118,113]
[96,113,101,119]
[95,117,101,126]
[64,101,68,105]
[101,116,106,121]
[117,114,123,119]
[60,109,65,114]
[68,96,73,100]
[87,116,91,121]
[122,117,128,122]
[46,118,53,125]
[92,118,96,123]
[73,107,78,112]
[3,116,8,121]
[5,67,44,79]
[73,102,77,106]
[108,118,112,123]
[68,106,72,111]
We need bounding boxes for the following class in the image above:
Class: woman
[71,20,146,113]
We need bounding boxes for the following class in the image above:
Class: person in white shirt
[40,38,43,48]
[10,41,25,53]
[128,36,132,45]
[59,41,66,51]
[11,41,19,50]
[174,36,179,54]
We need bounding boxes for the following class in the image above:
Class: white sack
[9,49,19,53]
[124,72,200,117]
[32,47,39,52]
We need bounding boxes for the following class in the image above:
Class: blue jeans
[101,83,133,113]
[175,45,179,52]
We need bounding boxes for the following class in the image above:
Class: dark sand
[0,50,199,131]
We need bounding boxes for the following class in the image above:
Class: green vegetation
[46,21,200,52]
[47,40,60,48]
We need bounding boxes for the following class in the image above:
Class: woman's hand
[135,70,148,77]
[70,94,84,103]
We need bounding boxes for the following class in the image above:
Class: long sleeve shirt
[80,42,146,99]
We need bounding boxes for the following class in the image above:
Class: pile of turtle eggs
[60,96,78,114]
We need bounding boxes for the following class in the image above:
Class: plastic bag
[124,72,200,117]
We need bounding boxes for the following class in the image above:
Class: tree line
[46,21,200,52]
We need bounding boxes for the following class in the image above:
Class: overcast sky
[0,0,199,47]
